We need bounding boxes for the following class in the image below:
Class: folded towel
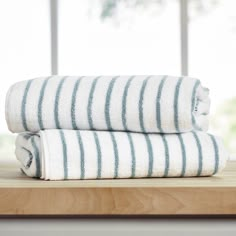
[15,130,228,180]
[6,75,210,133]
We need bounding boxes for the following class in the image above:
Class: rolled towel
[6,75,210,133]
[15,130,228,180]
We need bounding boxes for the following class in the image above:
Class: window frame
[49,0,189,76]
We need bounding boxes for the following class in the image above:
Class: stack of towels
[5,75,228,180]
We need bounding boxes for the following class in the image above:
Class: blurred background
[0,0,235,163]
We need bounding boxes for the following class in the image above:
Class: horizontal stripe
[122,76,135,130]
[110,132,119,178]
[59,130,68,179]
[127,132,136,178]
[21,80,33,131]
[31,137,41,178]
[105,76,119,130]
[161,134,169,177]
[38,76,52,130]
[144,134,153,177]
[192,132,203,176]
[54,77,67,129]
[174,77,184,132]
[88,76,101,129]
[93,131,102,178]
[177,134,186,177]
[139,76,152,132]
[209,134,219,175]
[22,133,33,140]
[21,147,33,169]
[76,131,85,179]
[156,75,168,133]
[71,77,84,129]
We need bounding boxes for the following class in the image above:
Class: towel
[6,75,210,133]
[15,130,228,180]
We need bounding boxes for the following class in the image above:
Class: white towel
[6,75,210,133]
[15,130,228,180]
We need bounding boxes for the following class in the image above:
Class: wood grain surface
[0,160,235,215]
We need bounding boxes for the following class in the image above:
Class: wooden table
[0,161,235,215]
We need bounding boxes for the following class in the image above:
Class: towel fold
[15,130,227,180]
[6,75,210,133]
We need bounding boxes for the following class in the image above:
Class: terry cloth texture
[6,75,210,134]
[15,130,227,180]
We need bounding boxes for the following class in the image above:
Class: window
[188,0,236,158]
[58,0,180,75]
[0,0,235,159]
[0,0,50,162]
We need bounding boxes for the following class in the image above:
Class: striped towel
[15,130,228,180]
[6,75,210,133]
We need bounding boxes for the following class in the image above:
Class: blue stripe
[144,134,153,177]
[38,76,52,129]
[105,76,119,130]
[22,133,32,140]
[122,76,135,130]
[174,77,184,132]
[209,134,219,175]
[156,76,168,133]
[139,76,152,132]
[192,132,203,176]
[31,137,41,178]
[93,131,102,178]
[76,131,85,179]
[110,132,119,178]
[127,132,136,178]
[177,134,187,177]
[71,77,84,129]
[87,76,101,129]
[160,134,170,177]
[191,80,201,130]
[54,77,67,129]
[59,130,68,179]
[22,147,33,169]
[21,80,33,131]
